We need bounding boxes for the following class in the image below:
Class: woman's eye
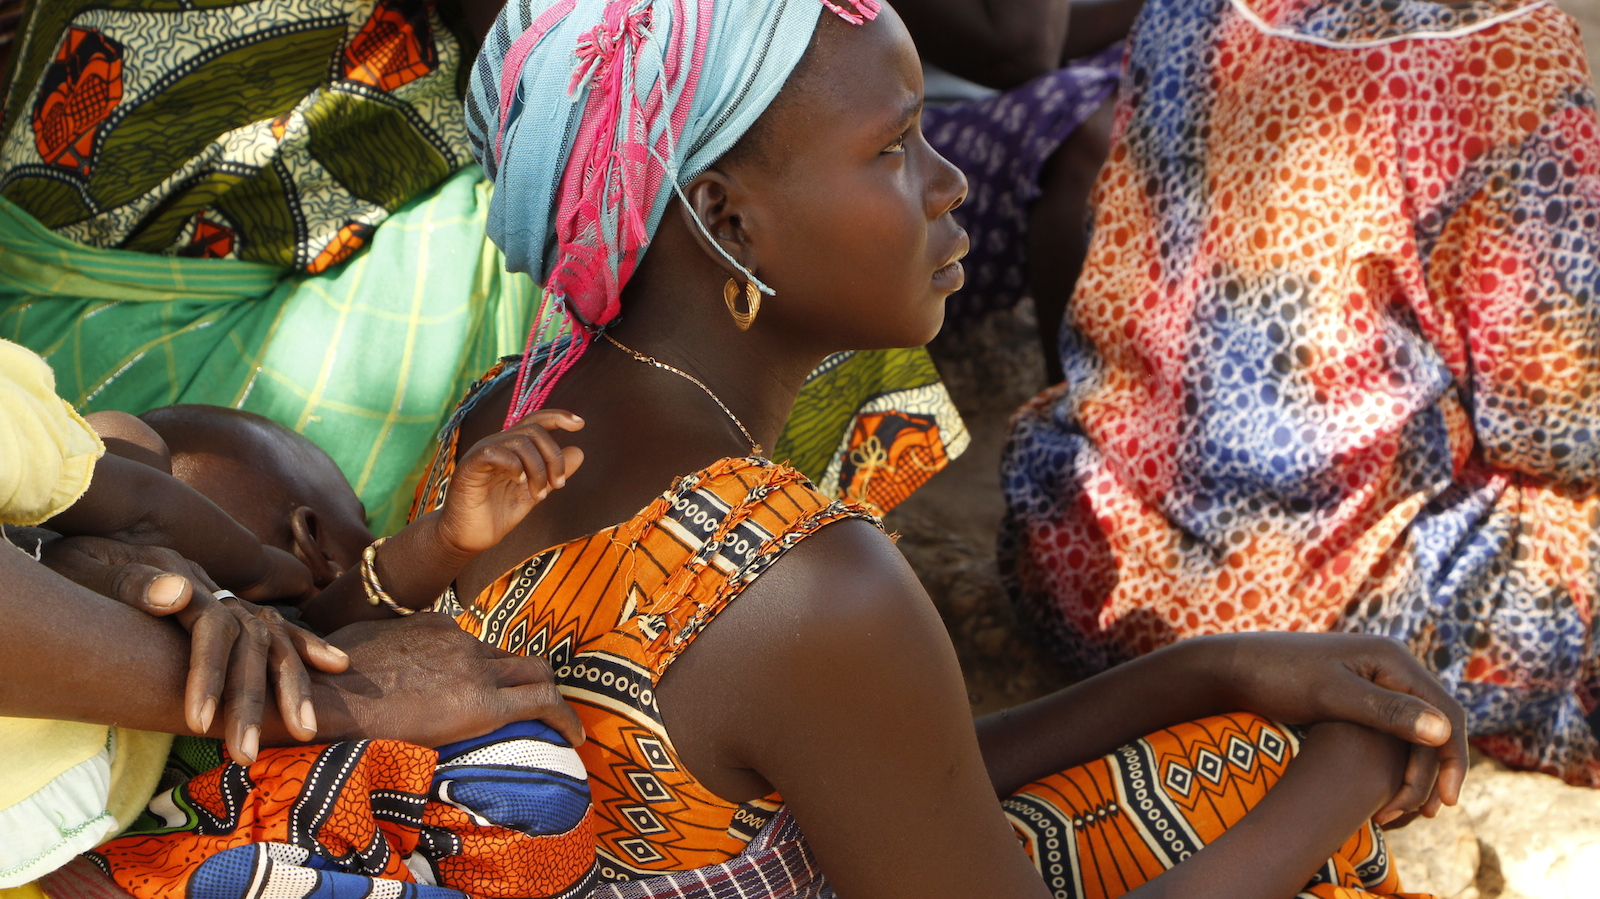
[883,131,908,154]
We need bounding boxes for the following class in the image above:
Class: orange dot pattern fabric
[1007,714,1429,899]
[414,387,878,884]
[89,723,597,899]
[1001,0,1600,785]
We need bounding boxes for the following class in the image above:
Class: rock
[1385,802,1479,898]
[1458,760,1600,899]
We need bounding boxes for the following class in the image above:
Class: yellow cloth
[0,341,167,886]
[0,882,48,899]
[0,718,108,811]
[0,725,172,888]
[105,729,171,831]
[0,339,103,526]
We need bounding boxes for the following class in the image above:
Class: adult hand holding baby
[48,450,319,606]
[37,534,347,762]
[312,611,585,749]
[2,544,579,758]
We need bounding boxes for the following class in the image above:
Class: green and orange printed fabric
[0,0,470,273]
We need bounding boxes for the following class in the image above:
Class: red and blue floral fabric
[1002,0,1600,785]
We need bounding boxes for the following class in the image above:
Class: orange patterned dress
[413,366,1427,899]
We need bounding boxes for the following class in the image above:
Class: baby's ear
[289,506,343,587]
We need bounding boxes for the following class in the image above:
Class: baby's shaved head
[140,405,371,569]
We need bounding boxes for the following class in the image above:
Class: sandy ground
[884,304,1071,714]
[886,6,1600,894]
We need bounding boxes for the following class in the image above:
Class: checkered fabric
[584,801,829,899]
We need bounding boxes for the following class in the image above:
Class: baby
[84,405,377,604]
[83,403,583,625]
[59,404,596,899]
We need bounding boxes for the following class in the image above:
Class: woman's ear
[679,171,760,279]
[289,505,342,587]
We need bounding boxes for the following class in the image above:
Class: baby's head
[139,405,375,587]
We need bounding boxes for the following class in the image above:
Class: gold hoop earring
[724,278,761,330]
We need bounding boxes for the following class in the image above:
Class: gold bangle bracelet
[360,537,414,617]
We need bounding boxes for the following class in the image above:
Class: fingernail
[1416,712,1449,744]
[1376,809,1401,826]
[240,726,260,763]
[147,575,185,608]
[300,699,318,736]
[198,697,216,734]
[327,645,349,662]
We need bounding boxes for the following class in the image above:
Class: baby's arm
[300,411,584,632]
[47,440,311,604]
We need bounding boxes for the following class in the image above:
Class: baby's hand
[436,410,584,556]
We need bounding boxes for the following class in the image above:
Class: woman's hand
[313,612,585,748]
[436,410,585,556]
[1210,632,1468,825]
[37,535,349,761]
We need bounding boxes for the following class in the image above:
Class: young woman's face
[725,7,969,352]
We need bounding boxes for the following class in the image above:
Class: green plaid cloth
[1,165,534,534]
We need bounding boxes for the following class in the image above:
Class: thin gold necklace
[601,332,763,456]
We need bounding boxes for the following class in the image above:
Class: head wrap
[467,0,882,426]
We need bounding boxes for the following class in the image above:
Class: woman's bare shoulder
[659,515,1049,898]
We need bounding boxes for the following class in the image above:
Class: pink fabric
[820,0,881,25]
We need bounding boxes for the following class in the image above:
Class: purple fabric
[923,44,1125,321]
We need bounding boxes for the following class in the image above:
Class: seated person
[0,339,595,899]
[1000,0,1600,787]
[301,3,1470,897]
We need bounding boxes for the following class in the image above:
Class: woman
[304,2,1471,897]
[1000,0,1600,787]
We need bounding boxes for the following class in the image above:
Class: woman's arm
[658,520,1445,899]
[1124,720,1407,899]
[1060,0,1144,60]
[975,632,1466,812]
[0,543,582,752]
[890,0,1071,89]
[890,0,1142,89]
[0,538,311,745]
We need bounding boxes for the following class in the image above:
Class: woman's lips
[932,230,970,292]
[933,259,965,291]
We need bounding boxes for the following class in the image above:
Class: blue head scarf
[465,0,881,423]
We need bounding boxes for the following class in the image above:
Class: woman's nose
[926,143,968,218]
